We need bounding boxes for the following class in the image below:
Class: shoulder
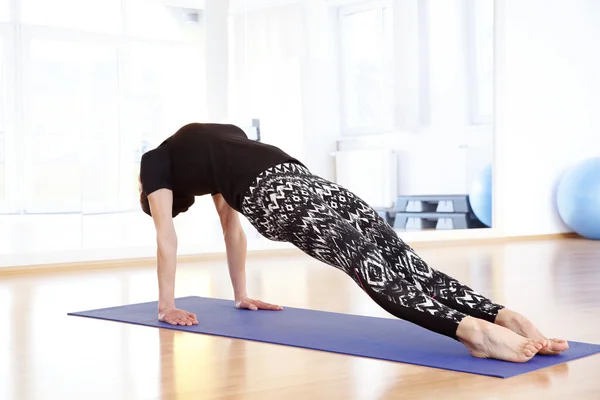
[140,144,172,196]
[141,143,169,163]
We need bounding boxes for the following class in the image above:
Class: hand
[235,296,283,311]
[158,307,198,326]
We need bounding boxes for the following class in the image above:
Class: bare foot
[456,316,543,362]
[495,309,569,355]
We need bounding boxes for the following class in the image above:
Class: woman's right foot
[494,308,569,355]
[456,316,543,363]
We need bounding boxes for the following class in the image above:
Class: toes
[553,339,569,347]
[524,341,541,358]
[530,340,543,351]
[539,348,560,356]
[549,339,569,352]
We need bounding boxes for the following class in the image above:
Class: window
[339,3,393,134]
[22,39,120,213]
[0,132,4,204]
[0,39,6,208]
[122,41,206,209]
[338,1,494,134]
[22,0,123,34]
[0,0,8,21]
[227,5,305,154]
[0,0,207,215]
[125,0,203,41]
[469,0,494,123]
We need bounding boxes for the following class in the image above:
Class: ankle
[456,316,484,342]
[494,308,508,323]
[495,308,518,325]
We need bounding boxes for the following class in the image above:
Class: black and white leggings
[241,163,504,339]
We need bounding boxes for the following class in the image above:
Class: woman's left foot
[495,309,569,355]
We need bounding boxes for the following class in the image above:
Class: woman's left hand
[235,296,283,311]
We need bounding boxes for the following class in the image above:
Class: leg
[241,168,467,338]
[310,175,567,355]
[241,165,543,362]
[310,175,504,320]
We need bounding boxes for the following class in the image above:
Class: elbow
[224,225,246,244]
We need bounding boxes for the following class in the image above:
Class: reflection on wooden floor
[1,237,600,399]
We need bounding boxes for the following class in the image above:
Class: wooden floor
[1,237,600,400]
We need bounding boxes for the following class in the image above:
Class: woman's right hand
[158,307,198,326]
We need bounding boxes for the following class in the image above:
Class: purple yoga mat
[68,296,600,378]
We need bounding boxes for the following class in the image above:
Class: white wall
[494,0,600,237]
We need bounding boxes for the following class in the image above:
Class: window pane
[382,7,394,128]
[123,42,206,208]
[0,0,8,21]
[227,6,306,164]
[0,40,6,205]
[474,0,494,120]
[24,39,120,213]
[0,133,4,203]
[126,0,203,41]
[22,0,122,34]
[340,8,384,131]
[126,42,205,144]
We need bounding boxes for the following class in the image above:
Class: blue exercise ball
[556,157,600,240]
[469,164,493,227]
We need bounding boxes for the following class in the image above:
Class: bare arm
[212,194,282,311]
[148,188,197,325]
[212,194,248,301]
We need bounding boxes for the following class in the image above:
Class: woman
[139,123,568,363]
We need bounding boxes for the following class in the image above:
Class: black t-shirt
[139,123,303,215]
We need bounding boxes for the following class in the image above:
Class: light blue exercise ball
[556,157,600,240]
[469,164,493,227]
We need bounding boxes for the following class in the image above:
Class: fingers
[235,298,284,311]
[167,317,190,326]
[185,312,198,324]
[256,301,283,311]
[241,300,282,311]
[159,310,198,326]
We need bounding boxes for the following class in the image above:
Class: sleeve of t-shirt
[140,145,172,196]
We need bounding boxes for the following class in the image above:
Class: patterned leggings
[241,163,504,340]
